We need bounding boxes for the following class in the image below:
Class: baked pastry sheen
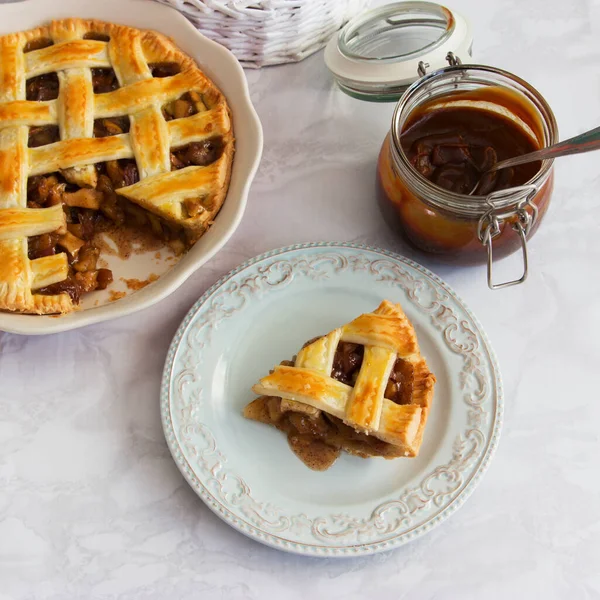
[0,19,233,314]
[245,301,436,470]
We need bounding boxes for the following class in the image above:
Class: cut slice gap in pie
[0,18,234,315]
[244,300,436,471]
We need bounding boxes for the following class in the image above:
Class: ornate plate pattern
[161,243,503,556]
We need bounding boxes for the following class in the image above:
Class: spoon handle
[491,125,600,172]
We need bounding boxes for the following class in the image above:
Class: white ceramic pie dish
[0,0,262,335]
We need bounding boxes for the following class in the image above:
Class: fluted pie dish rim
[0,0,262,335]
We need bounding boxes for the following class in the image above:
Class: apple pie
[244,301,436,471]
[0,18,233,314]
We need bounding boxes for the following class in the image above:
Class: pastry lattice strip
[252,301,436,456]
[0,19,232,314]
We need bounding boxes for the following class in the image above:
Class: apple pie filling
[244,340,417,471]
[24,73,225,305]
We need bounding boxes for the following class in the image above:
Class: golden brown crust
[0,18,234,314]
[248,301,436,460]
[406,359,437,455]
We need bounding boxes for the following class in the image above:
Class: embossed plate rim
[161,242,503,556]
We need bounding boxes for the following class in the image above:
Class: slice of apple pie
[244,300,436,471]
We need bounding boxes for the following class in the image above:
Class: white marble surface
[1,0,600,597]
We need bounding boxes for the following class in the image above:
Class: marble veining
[1,0,600,597]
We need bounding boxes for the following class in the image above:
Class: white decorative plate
[0,0,262,335]
[161,243,503,556]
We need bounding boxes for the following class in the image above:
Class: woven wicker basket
[154,0,369,68]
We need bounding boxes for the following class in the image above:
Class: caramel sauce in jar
[377,67,557,266]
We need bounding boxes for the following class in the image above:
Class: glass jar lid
[324,1,473,102]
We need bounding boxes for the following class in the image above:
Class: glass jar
[377,64,557,287]
[325,2,559,288]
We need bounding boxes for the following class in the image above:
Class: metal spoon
[469,125,600,195]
